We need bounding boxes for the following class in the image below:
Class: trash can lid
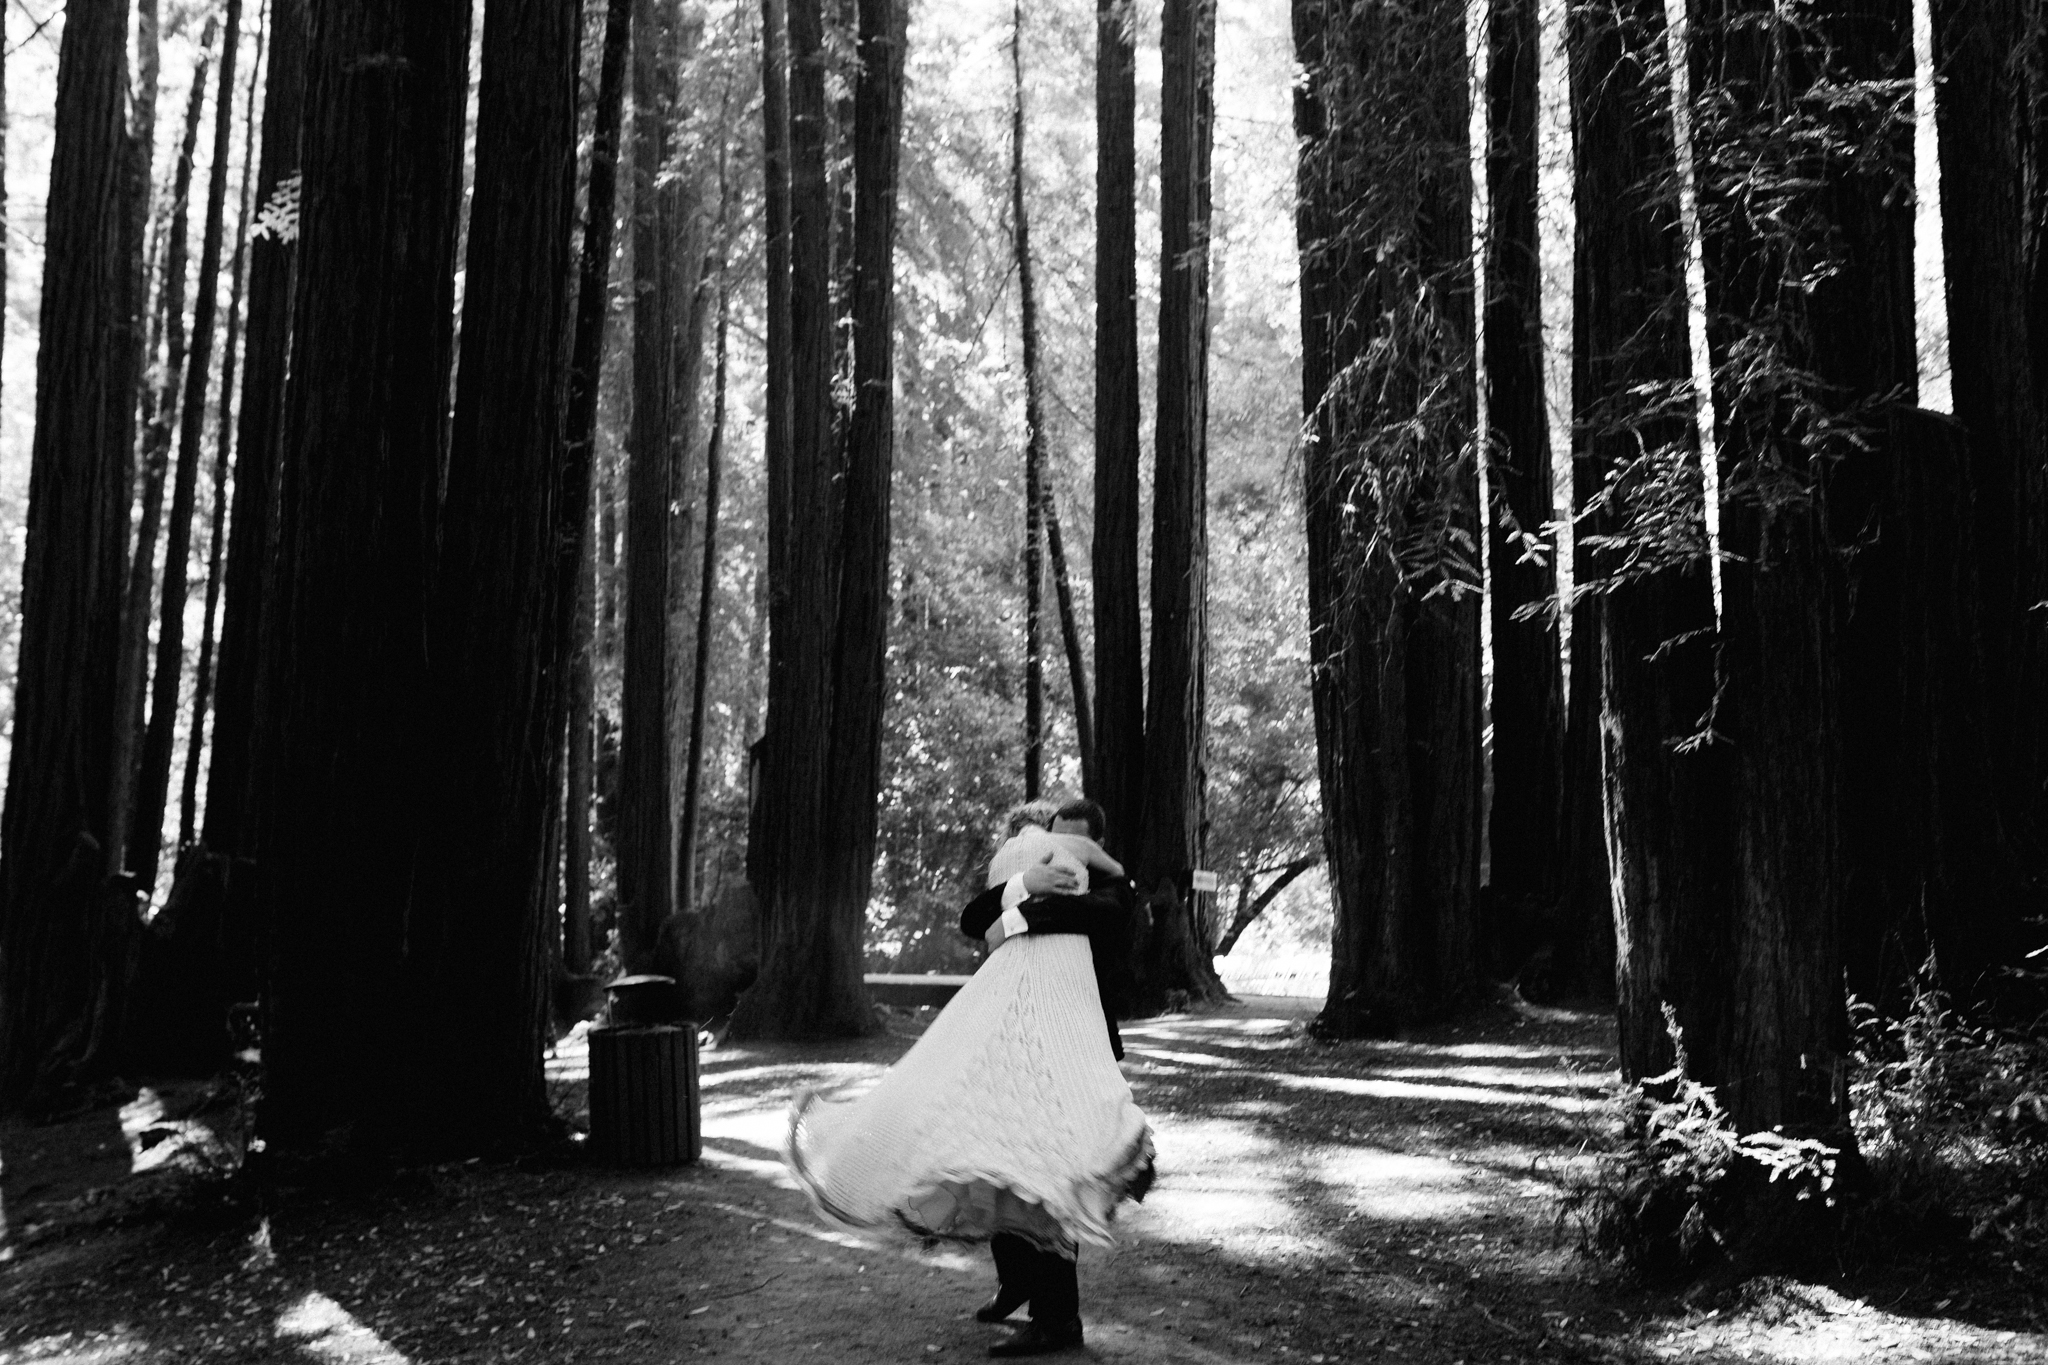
[606,974,676,991]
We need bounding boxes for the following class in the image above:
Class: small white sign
[1190,869,1219,893]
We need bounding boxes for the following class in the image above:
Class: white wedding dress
[787,931,1153,1251]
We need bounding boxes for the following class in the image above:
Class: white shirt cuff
[999,873,1031,937]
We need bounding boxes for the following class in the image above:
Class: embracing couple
[788,794,1153,1358]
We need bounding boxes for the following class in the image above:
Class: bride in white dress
[786,818,1153,1253]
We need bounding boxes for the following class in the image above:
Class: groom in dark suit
[957,796,1138,1358]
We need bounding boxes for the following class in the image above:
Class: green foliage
[1565,1006,1842,1279]
[1571,0,1915,605]
[249,172,301,244]
[1845,955,2048,1255]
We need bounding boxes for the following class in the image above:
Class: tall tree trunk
[1044,478,1096,790]
[1694,0,1910,1142]
[0,0,141,1109]
[134,1,243,898]
[733,0,904,1040]
[1931,0,2048,991]
[184,0,270,853]
[1571,0,1733,1087]
[680,275,731,918]
[413,0,579,1151]
[760,0,793,658]
[128,0,161,442]
[1014,4,1045,801]
[203,0,306,863]
[562,0,633,977]
[1483,0,1569,978]
[1092,0,1143,854]
[112,23,216,883]
[1295,0,1482,1037]
[255,0,470,1156]
[816,0,907,1022]
[1133,0,1227,1015]
[618,0,678,970]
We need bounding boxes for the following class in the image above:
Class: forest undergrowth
[1566,949,2048,1303]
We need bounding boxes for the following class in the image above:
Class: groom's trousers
[991,1232,1079,1324]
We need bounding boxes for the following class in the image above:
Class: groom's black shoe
[988,1318,1084,1357]
[975,1288,1028,1323]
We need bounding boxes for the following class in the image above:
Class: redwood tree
[1293,0,1483,1037]
[183,0,268,852]
[204,0,306,865]
[255,0,470,1154]
[1133,0,1228,1014]
[0,0,141,1107]
[562,0,635,975]
[616,0,680,969]
[1693,0,1913,1139]
[414,0,581,1150]
[111,23,215,883]
[1014,3,1046,801]
[1091,0,1143,853]
[733,0,906,1040]
[133,0,244,898]
[1571,0,1734,1089]
[1929,0,2048,993]
[1483,0,1573,983]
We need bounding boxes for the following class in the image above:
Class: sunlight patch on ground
[1272,1070,1597,1113]
[1375,1038,1609,1063]
[0,1329,152,1364]
[1131,1115,1338,1261]
[702,1061,882,1094]
[1316,1147,1483,1222]
[276,1291,414,1364]
[1369,1063,1606,1093]
[1122,1045,1258,1071]
[1637,1283,2048,1362]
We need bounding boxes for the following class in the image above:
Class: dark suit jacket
[961,871,1136,1060]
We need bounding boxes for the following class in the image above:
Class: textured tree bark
[203,0,305,862]
[1571,0,1733,1086]
[254,0,470,1155]
[128,0,161,438]
[560,0,632,976]
[1483,0,1569,979]
[732,0,903,1040]
[1132,0,1228,1014]
[618,0,678,970]
[1091,0,1144,855]
[680,277,731,918]
[0,0,140,1109]
[760,0,792,699]
[1043,478,1096,791]
[412,0,580,1152]
[1014,4,1045,801]
[1931,0,2048,990]
[111,22,215,885]
[1293,0,1481,1036]
[1695,0,1911,1141]
[134,1,243,900]
[181,0,267,855]
[734,0,847,1035]
[818,0,907,1010]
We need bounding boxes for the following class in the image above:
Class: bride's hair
[1001,799,1059,838]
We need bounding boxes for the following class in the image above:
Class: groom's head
[1051,796,1107,842]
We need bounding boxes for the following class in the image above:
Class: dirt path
[2,996,2043,1364]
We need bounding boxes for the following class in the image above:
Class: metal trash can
[588,975,701,1166]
